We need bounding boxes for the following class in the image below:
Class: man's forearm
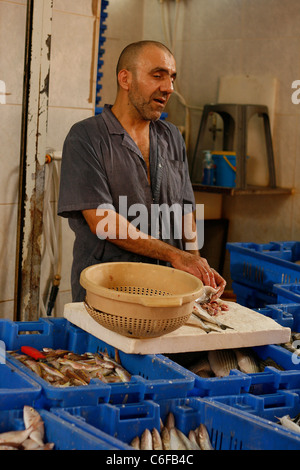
[82,208,183,265]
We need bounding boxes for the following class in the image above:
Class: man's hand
[169,250,226,299]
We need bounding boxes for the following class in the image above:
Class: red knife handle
[21,346,46,360]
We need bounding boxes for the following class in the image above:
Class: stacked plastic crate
[95,0,108,115]
[226,241,300,328]
[1,316,300,449]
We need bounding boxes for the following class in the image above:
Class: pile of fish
[8,348,131,387]
[171,347,284,378]
[281,331,300,355]
[130,412,214,450]
[0,406,54,450]
[277,413,300,434]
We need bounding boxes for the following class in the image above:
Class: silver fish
[0,421,37,445]
[161,427,171,450]
[189,356,212,375]
[169,428,187,450]
[188,429,201,449]
[193,303,234,330]
[197,424,214,450]
[176,429,201,450]
[23,406,44,447]
[234,348,260,374]
[152,428,163,450]
[140,429,153,450]
[208,349,239,377]
[165,412,175,430]
[130,436,140,449]
[196,286,219,304]
[277,415,300,434]
[115,366,131,382]
[189,314,220,333]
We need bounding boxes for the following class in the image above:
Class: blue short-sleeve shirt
[58,105,195,301]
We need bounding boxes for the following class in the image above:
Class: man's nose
[160,77,174,94]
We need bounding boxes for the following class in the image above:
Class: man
[58,40,226,302]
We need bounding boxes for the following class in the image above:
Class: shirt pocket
[163,159,185,205]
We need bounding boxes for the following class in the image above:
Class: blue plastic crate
[52,400,160,447]
[158,397,300,450]
[255,303,300,330]
[227,241,300,294]
[0,361,42,410]
[160,344,300,398]
[207,389,300,449]
[274,283,300,305]
[1,318,194,408]
[232,281,277,308]
[0,408,121,450]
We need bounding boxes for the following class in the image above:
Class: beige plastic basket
[80,262,203,338]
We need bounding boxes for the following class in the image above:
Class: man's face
[127,46,177,121]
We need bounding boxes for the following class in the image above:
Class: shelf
[192,184,295,196]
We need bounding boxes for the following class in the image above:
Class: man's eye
[153,74,161,78]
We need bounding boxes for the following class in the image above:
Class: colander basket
[80,262,203,338]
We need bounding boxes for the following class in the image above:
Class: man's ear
[117,69,132,91]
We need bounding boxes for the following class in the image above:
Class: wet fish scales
[234,348,260,374]
[208,349,238,377]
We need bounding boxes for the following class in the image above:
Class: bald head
[116,41,174,85]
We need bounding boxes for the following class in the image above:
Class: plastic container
[52,400,160,447]
[80,261,203,339]
[227,241,300,294]
[255,303,300,330]
[158,397,300,450]
[211,151,238,187]
[0,361,42,410]
[1,317,194,408]
[0,408,121,450]
[207,389,300,449]
[274,283,300,305]
[201,150,215,185]
[232,281,276,309]
[159,343,300,398]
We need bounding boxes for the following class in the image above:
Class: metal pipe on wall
[14,0,53,321]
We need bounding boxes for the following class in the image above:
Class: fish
[115,366,131,382]
[176,428,201,450]
[169,428,187,450]
[189,314,221,333]
[9,348,131,388]
[130,436,140,449]
[189,356,212,375]
[0,406,54,451]
[193,303,234,330]
[152,428,163,450]
[0,418,40,446]
[140,428,153,450]
[277,415,300,434]
[208,349,239,377]
[197,424,214,450]
[258,357,285,372]
[233,348,260,374]
[165,412,175,430]
[23,406,44,446]
[188,429,201,448]
[161,427,171,450]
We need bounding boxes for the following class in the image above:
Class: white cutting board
[63,301,290,355]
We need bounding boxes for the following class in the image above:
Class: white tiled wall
[1,0,300,319]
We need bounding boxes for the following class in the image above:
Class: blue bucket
[212,151,237,187]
